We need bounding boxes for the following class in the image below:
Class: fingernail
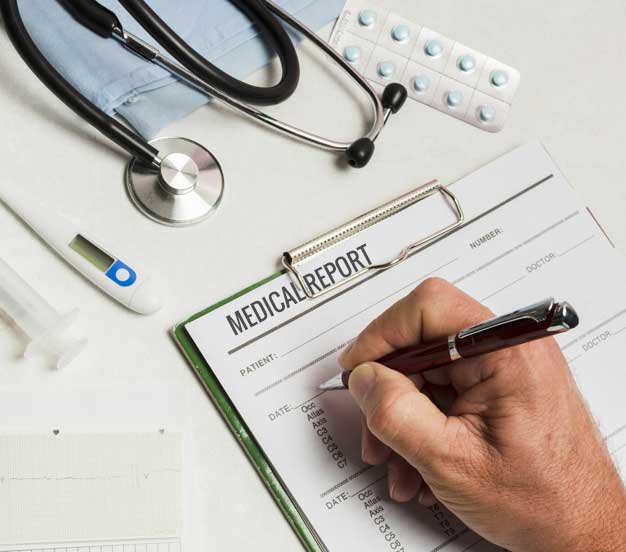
[348,363,376,408]
[388,465,398,501]
[338,344,353,367]
[418,487,437,507]
[341,370,352,389]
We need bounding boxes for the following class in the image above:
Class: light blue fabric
[19,0,345,138]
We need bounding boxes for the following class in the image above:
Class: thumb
[348,362,448,469]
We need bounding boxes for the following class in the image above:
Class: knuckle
[414,277,450,298]
[379,308,414,347]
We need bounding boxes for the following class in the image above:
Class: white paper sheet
[0,433,182,550]
[0,385,186,551]
[1,539,180,552]
[185,143,626,551]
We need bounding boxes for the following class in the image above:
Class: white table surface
[1,1,625,550]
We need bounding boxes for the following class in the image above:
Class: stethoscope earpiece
[381,83,409,114]
[346,138,375,168]
[125,137,224,227]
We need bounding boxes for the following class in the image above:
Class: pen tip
[319,373,346,390]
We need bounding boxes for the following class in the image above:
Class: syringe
[0,257,87,369]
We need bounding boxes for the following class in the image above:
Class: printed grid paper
[5,541,181,552]
[0,434,183,550]
[330,0,520,132]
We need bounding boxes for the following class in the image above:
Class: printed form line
[481,276,526,302]
[294,391,327,410]
[605,421,626,442]
[254,342,349,397]
[350,474,388,498]
[561,309,626,350]
[611,441,626,457]
[319,465,375,499]
[558,235,595,257]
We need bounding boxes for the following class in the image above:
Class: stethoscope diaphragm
[125,137,225,227]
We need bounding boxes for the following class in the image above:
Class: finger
[348,362,448,469]
[387,454,422,502]
[408,373,425,389]
[361,415,391,465]
[418,485,438,507]
[422,367,451,386]
[422,382,457,414]
[339,278,492,370]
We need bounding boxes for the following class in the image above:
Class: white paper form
[185,143,626,552]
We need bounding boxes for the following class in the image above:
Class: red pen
[319,298,579,390]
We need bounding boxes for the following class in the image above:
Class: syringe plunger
[0,258,86,368]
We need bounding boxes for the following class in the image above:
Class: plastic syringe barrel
[0,257,86,368]
[0,257,59,337]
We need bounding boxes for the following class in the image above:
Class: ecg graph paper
[0,434,182,550]
[6,541,181,552]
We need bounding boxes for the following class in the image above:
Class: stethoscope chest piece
[125,137,224,227]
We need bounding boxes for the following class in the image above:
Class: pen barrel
[455,319,554,359]
[379,341,451,373]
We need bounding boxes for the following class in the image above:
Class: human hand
[340,278,626,552]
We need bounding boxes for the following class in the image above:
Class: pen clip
[457,298,555,339]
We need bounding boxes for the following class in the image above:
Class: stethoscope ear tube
[119,0,301,106]
[57,0,122,38]
[0,0,160,167]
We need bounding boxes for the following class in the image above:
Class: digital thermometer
[0,184,162,315]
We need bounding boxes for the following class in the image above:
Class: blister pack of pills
[330,0,521,132]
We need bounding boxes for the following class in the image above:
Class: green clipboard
[172,269,322,552]
[171,181,465,551]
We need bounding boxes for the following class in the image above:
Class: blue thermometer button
[106,260,137,287]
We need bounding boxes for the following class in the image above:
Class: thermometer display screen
[69,234,115,272]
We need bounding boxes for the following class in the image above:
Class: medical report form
[180,143,626,552]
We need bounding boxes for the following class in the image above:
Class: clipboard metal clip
[282,180,465,299]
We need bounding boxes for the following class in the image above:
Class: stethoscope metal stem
[112,6,388,154]
[264,0,387,144]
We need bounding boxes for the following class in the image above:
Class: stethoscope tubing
[2,0,396,167]
[0,0,161,165]
[114,1,386,155]
[118,0,301,106]
[263,0,388,149]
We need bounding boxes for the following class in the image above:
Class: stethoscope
[2,0,407,226]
